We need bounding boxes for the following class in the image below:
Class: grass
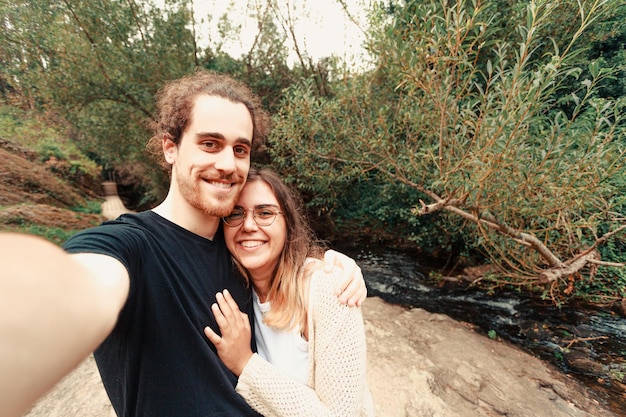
[72,199,103,215]
[0,224,79,246]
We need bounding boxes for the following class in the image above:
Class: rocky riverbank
[24,296,616,417]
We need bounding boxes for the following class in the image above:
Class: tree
[269,0,626,305]
[0,0,215,204]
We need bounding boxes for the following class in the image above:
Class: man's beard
[195,191,239,218]
[176,168,242,217]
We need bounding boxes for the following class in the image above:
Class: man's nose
[214,147,236,173]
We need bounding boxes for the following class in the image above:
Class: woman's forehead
[239,181,278,204]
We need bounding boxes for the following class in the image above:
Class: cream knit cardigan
[235,265,375,416]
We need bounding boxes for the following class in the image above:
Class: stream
[334,242,626,416]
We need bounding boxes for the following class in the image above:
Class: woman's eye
[228,211,244,219]
[256,210,274,218]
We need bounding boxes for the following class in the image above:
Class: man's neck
[152,194,221,240]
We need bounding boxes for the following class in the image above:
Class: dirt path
[23,356,113,417]
[23,297,615,417]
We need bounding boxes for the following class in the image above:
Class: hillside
[0,140,105,235]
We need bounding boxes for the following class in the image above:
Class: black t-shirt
[63,211,261,417]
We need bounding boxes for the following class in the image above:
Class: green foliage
[0,106,63,148]
[37,140,65,161]
[328,177,468,256]
[269,0,626,304]
[609,365,626,383]
[575,230,626,304]
[553,350,564,362]
[334,179,425,233]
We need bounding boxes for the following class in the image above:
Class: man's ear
[162,134,177,164]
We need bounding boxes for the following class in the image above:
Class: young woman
[205,168,374,417]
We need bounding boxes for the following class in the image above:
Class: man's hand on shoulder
[323,249,367,307]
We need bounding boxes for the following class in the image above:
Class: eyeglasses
[223,206,283,227]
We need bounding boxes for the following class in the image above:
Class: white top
[252,290,309,386]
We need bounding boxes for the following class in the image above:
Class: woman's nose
[241,210,258,231]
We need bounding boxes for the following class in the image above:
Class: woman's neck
[251,274,272,303]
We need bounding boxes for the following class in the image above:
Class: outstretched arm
[0,233,129,417]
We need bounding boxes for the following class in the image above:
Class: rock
[564,350,608,379]
[23,297,616,417]
[362,297,614,417]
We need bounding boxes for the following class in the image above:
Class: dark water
[335,242,626,416]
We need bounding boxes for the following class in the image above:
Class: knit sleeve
[235,266,373,417]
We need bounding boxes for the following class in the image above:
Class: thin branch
[588,224,626,252]
[188,0,199,66]
[564,335,609,350]
[125,0,147,48]
[335,0,367,36]
[60,0,153,118]
[588,259,625,268]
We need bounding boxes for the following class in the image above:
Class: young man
[0,70,365,417]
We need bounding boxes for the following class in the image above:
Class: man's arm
[0,233,129,417]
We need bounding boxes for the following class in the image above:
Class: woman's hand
[204,289,253,376]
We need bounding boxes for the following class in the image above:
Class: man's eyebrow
[237,137,253,148]
[196,132,225,139]
[196,132,252,147]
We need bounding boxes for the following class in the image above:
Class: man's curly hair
[146,69,271,169]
